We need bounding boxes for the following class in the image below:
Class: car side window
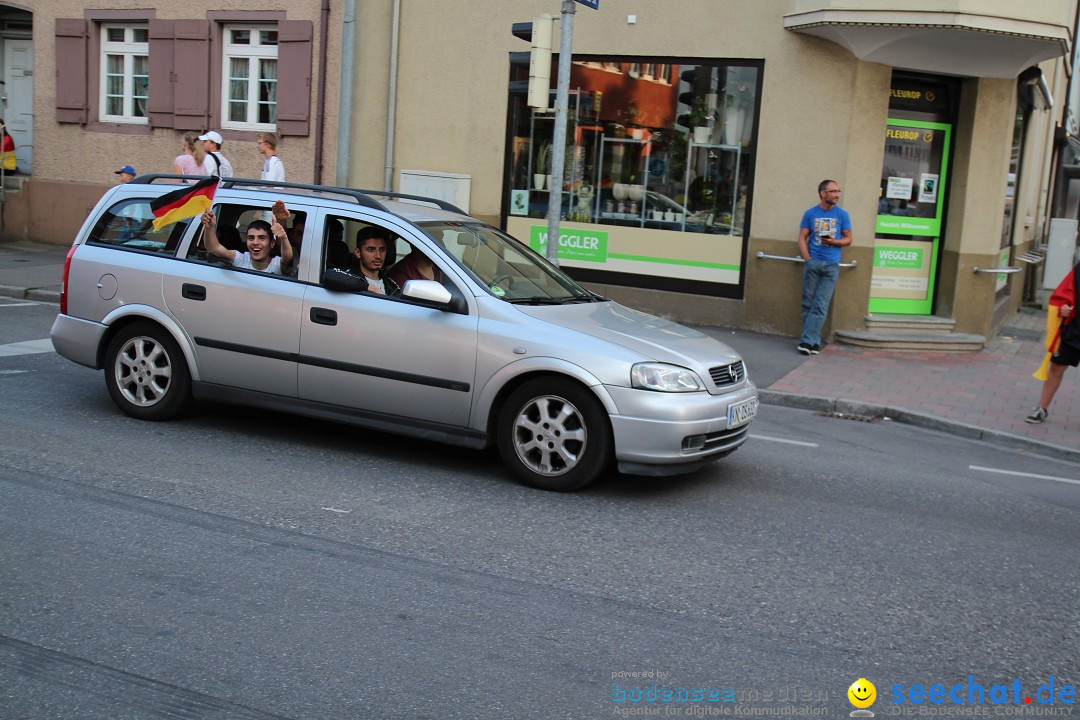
[187,203,245,264]
[320,214,399,295]
[184,203,298,278]
[88,198,188,254]
[319,215,462,304]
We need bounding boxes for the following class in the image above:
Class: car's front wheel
[104,321,192,421]
[496,377,612,491]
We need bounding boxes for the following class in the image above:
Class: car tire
[104,321,192,421]
[496,377,612,491]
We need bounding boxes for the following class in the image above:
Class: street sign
[575,0,599,8]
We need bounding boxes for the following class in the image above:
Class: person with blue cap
[114,165,137,183]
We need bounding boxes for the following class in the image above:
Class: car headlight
[631,363,704,392]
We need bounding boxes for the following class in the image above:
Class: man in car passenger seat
[200,209,293,274]
[351,226,400,295]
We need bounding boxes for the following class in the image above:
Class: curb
[0,285,60,303]
[758,389,1080,465]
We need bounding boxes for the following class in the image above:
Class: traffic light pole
[546,0,576,266]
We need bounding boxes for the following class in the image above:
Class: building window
[506,58,761,298]
[222,25,278,130]
[99,24,148,123]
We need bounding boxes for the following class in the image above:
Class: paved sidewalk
[758,311,1078,463]
[2,239,1077,463]
[0,239,68,302]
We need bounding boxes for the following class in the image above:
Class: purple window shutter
[148,20,176,128]
[55,19,88,124]
[276,20,312,136]
[173,20,211,130]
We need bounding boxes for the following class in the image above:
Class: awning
[783,9,1071,79]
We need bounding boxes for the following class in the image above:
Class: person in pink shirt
[171,132,209,183]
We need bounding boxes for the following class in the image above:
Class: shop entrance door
[3,38,34,173]
[869,118,952,315]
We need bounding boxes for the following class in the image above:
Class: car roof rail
[345,188,468,216]
[128,174,466,215]
[129,174,387,211]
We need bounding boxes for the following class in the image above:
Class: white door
[3,39,33,173]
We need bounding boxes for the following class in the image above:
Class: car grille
[709,360,745,387]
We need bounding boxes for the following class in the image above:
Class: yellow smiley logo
[848,678,877,709]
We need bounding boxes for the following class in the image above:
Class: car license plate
[727,397,758,428]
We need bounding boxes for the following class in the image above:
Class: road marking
[969,465,1080,486]
[750,433,819,447]
[0,338,54,357]
[0,301,39,307]
[0,370,29,375]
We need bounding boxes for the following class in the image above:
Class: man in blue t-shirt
[796,179,853,355]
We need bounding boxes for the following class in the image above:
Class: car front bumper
[604,382,757,474]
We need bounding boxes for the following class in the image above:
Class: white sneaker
[1025,407,1048,424]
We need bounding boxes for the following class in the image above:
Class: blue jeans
[801,257,839,346]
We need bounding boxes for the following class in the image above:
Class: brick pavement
[768,307,1078,451]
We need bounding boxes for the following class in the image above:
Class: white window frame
[221,24,279,131]
[99,24,149,124]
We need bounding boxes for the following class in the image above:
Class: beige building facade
[5,1,1077,343]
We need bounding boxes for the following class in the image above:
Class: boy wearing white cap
[198,131,234,178]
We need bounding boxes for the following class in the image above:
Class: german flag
[150,176,218,231]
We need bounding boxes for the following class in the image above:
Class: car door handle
[182,283,206,301]
[310,307,337,326]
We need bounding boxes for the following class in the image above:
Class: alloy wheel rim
[512,395,588,476]
[115,336,173,407]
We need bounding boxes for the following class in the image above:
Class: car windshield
[420,222,599,303]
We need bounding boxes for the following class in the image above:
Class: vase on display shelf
[723,107,741,146]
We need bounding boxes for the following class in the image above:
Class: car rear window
[87,198,190,255]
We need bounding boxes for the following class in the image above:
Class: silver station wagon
[51,177,757,490]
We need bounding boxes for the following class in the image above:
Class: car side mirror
[401,279,452,306]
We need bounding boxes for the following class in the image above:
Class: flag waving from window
[150,176,218,231]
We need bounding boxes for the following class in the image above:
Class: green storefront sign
[874,246,924,270]
[528,226,609,262]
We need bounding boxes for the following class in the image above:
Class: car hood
[515,301,743,368]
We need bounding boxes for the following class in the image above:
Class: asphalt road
[2,298,1079,718]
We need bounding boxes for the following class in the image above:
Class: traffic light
[511,14,554,111]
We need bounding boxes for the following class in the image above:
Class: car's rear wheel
[104,321,191,421]
[496,377,612,491]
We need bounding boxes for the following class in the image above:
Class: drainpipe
[314,0,330,184]
[335,0,357,186]
[383,0,401,192]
